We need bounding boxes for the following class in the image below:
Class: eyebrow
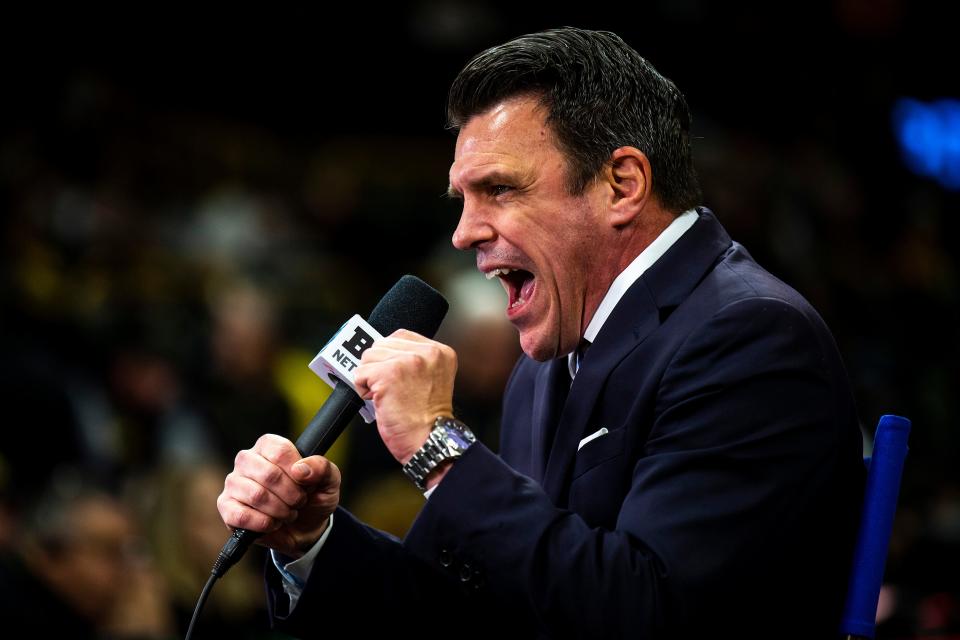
[445,170,520,200]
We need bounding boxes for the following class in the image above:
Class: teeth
[485,267,515,280]
[511,297,526,308]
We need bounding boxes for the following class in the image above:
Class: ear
[603,146,652,228]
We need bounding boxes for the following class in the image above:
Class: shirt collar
[567,208,698,376]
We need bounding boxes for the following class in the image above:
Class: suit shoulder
[698,243,826,325]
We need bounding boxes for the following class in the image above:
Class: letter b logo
[341,326,374,359]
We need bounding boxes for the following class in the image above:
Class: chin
[519,331,560,362]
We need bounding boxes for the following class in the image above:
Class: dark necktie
[571,338,591,380]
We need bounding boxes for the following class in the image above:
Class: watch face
[441,421,475,449]
[445,429,471,449]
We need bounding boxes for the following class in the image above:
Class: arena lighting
[892,98,960,190]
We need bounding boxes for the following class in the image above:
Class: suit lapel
[539,208,733,505]
[530,358,570,483]
[541,280,660,504]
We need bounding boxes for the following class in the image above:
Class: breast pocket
[571,427,626,480]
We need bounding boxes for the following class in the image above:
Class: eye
[489,184,513,197]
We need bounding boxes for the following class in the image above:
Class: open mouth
[486,267,536,314]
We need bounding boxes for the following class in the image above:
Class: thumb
[291,455,339,488]
[292,460,313,481]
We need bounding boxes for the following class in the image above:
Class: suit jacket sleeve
[266,505,501,638]
[402,296,862,637]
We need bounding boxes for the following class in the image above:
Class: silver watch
[402,416,476,490]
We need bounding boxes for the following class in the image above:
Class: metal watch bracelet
[402,416,476,490]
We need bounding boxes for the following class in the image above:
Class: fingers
[223,474,300,522]
[218,433,343,534]
[234,444,306,507]
[359,331,455,366]
[354,334,456,400]
[251,433,302,471]
[217,494,281,533]
[217,456,340,533]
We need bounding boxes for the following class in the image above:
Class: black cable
[181,386,360,639]
[184,573,216,640]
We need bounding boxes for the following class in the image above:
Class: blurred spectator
[108,341,214,473]
[143,463,268,639]
[201,279,293,461]
[0,470,173,639]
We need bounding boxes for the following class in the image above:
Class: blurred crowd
[0,74,518,636]
[2,6,959,638]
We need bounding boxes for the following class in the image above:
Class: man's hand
[353,329,457,465]
[217,434,340,558]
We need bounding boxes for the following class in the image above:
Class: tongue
[519,274,535,301]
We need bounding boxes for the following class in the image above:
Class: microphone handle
[294,380,366,457]
[212,380,364,578]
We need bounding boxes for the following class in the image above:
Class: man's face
[449,96,612,361]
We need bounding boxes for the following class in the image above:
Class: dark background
[1,2,958,637]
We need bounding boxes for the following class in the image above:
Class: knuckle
[257,434,286,459]
[264,438,292,463]
[249,485,269,507]
[261,463,283,486]
[294,489,309,508]
[232,506,249,529]
[234,508,271,533]
[223,474,242,498]
[234,449,249,467]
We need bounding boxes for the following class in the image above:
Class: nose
[452,200,496,251]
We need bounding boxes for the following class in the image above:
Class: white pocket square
[578,427,609,451]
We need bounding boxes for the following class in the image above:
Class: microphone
[211,275,449,578]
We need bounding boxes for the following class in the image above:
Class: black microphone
[211,275,449,578]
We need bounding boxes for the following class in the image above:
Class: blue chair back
[840,414,911,639]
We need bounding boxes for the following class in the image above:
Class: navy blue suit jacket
[268,209,865,638]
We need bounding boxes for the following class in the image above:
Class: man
[0,474,173,638]
[217,28,865,637]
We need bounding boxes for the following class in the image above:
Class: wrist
[402,416,475,491]
[288,512,333,559]
[397,409,454,465]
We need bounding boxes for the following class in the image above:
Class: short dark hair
[447,27,702,213]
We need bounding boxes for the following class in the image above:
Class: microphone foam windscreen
[368,275,449,339]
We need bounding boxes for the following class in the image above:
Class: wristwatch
[402,416,476,490]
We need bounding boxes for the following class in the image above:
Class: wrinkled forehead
[450,97,558,185]
[454,96,552,156]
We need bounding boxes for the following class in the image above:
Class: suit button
[439,549,453,568]
[459,562,473,582]
[472,570,485,590]
[440,549,453,569]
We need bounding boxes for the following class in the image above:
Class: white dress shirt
[568,208,697,378]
